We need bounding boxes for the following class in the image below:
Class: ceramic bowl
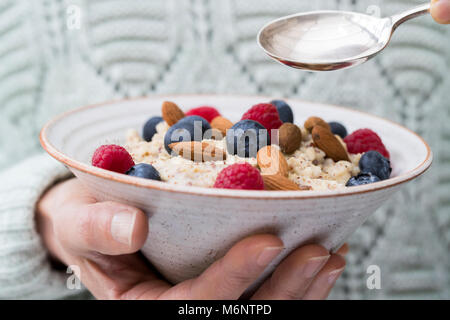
[40,95,432,292]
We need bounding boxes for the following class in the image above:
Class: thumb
[431,0,450,24]
[54,200,149,256]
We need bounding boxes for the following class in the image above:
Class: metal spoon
[257,3,431,71]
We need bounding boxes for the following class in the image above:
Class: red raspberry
[344,129,390,159]
[185,106,221,123]
[241,103,283,135]
[92,145,135,174]
[214,163,265,190]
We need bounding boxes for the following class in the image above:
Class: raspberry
[185,106,221,123]
[214,163,265,190]
[92,145,135,174]
[241,103,283,134]
[344,129,390,159]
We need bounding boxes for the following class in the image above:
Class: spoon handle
[391,3,431,30]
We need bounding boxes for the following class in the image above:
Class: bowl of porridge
[40,95,432,291]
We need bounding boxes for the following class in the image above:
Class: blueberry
[270,100,294,123]
[126,164,161,181]
[359,151,391,181]
[328,122,348,139]
[143,116,163,142]
[164,116,211,154]
[346,173,381,187]
[178,115,211,132]
[226,120,270,158]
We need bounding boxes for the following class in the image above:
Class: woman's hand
[431,0,450,24]
[37,179,347,300]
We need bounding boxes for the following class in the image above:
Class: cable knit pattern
[0,0,448,299]
[0,154,85,299]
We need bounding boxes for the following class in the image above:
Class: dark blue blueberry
[328,122,348,139]
[359,151,391,181]
[346,173,381,187]
[226,120,270,158]
[270,100,294,123]
[164,116,211,154]
[143,116,163,142]
[126,164,161,181]
[178,115,211,132]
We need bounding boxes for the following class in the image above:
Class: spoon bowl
[258,4,430,71]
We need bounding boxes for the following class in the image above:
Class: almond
[262,175,311,191]
[162,101,185,126]
[257,145,289,177]
[335,134,348,151]
[304,116,331,132]
[169,141,226,162]
[312,126,350,162]
[279,123,302,154]
[211,116,233,136]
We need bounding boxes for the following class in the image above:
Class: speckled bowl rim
[40,94,433,200]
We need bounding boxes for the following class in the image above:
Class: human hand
[431,0,450,24]
[37,178,347,300]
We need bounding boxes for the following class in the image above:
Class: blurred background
[0,0,448,299]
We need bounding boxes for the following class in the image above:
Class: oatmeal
[125,121,360,191]
[92,100,391,190]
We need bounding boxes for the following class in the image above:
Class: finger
[431,0,450,24]
[251,245,330,300]
[164,235,284,300]
[302,254,346,300]
[72,253,171,300]
[336,243,349,256]
[38,179,167,300]
[53,200,149,257]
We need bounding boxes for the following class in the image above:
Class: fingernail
[257,247,284,267]
[303,255,330,278]
[327,267,345,284]
[111,211,136,245]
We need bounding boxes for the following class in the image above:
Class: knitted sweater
[0,0,448,299]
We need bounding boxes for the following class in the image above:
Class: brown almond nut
[169,141,226,162]
[312,126,350,162]
[335,134,348,152]
[279,123,302,154]
[304,117,331,132]
[162,101,185,126]
[262,175,311,191]
[257,145,289,177]
[211,116,233,136]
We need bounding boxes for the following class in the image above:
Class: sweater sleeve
[0,153,89,299]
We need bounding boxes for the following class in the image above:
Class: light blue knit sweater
[0,0,448,299]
